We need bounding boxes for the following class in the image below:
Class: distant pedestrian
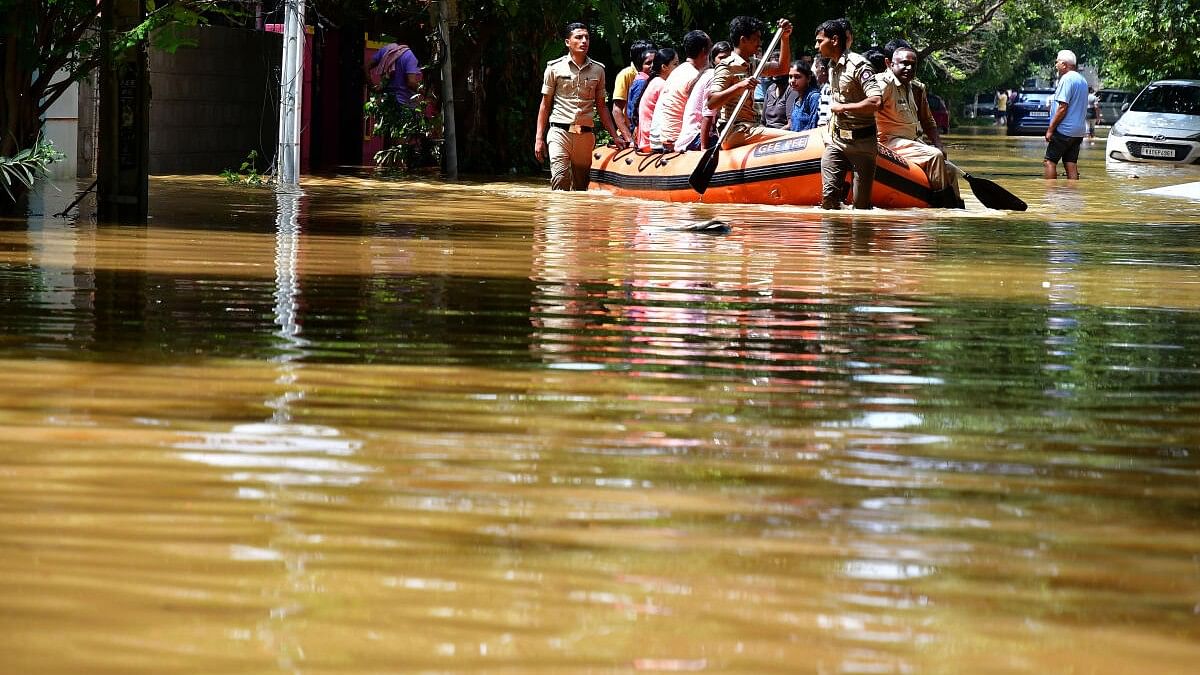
[1087,86,1100,138]
[534,22,627,190]
[995,89,1008,126]
[1044,49,1088,179]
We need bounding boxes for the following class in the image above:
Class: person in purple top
[1044,49,1089,179]
[368,42,422,108]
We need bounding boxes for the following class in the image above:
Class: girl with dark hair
[629,48,678,150]
[788,60,821,131]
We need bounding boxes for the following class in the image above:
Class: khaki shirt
[830,51,882,130]
[875,69,920,140]
[710,52,758,126]
[541,55,607,126]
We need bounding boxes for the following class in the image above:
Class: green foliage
[219,150,270,187]
[0,137,63,201]
[1060,0,1200,87]
[364,83,443,171]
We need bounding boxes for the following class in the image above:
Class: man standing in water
[816,18,882,210]
[1044,49,1088,179]
[534,22,627,190]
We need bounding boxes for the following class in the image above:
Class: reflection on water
[1,134,1198,674]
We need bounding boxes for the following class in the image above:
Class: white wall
[42,77,79,179]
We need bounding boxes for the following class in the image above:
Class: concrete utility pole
[277,0,306,184]
[438,0,457,179]
[98,0,149,223]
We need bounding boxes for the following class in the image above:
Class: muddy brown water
[2,130,1198,673]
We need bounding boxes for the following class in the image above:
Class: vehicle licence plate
[1029,111,1049,118]
[1141,146,1176,158]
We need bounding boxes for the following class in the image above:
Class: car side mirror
[1121,102,1130,112]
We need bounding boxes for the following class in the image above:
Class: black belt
[550,122,594,133]
[833,124,877,140]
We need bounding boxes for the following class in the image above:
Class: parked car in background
[1098,89,1135,125]
[962,92,996,119]
[927,93,950,134]
[1006,89,1054,135]
[1106,79,1200,164]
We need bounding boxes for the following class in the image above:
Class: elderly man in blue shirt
[1044,49,1089,179]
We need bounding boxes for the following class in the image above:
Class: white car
[1106,79,1200,164]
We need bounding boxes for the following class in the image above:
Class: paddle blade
[688,146,721,194]
[963,172,1027,211]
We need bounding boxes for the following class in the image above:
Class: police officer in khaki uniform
[707,16,793,150]
[534,22,628,191]
[815,18,882,210]
[875,46,963,207]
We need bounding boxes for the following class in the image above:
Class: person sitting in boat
[707,15,794,150]
[788,60,821,131]
[873,45,963,207]
[814,56,832,128]
[761,50,798,129]
[630,48,678,151]
[612,39,655,142]
[676,41,732,151]
[649,31,711,152]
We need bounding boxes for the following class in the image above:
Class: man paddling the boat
[534,22,628,191]
[706,16,794,150]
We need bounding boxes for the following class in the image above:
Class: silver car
[1097,89,1134,125]
[1105,79,1200,164]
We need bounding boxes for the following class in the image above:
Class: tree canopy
[3,0,1196,179]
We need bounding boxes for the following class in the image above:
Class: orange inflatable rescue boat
[589,128,957,209]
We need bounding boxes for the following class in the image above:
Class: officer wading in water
[534,22,628,191]
[816,18,883,210]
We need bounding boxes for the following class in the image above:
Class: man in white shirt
[676,41,732,151]
[650,30,711,152]
[814,56,832,128]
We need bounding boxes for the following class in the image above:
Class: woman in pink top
[677,41,732,151]
[634,49,678,151]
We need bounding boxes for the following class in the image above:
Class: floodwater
[2,130,1198,674]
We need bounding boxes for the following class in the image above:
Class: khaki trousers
[881,135,961,199]
[721,122,793,150]
[547,127,595,191]
[821,134,876,209]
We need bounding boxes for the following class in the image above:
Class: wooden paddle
[962,172,1027,211]
[689,25,787,194]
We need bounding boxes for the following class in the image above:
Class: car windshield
[928,96,945,111]
[1130,84,1200,115]
[1016,92,1052,104]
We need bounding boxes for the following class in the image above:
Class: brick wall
[148,27,282,174]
